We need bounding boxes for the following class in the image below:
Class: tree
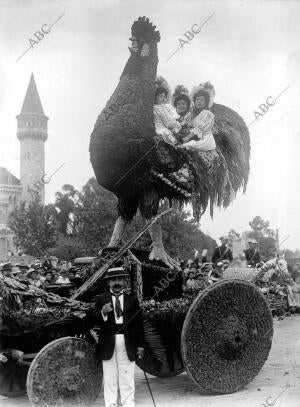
[8,197,58,256]
[248,216,276,261]
[249,216,275,238]
[125,202,216,260]
[228,229,240,240]
[227,229,240,249]
[54,184,78,236]
[61,178,216,259]
[73,178,118,254]
[258,236,277,261]
[47,235,88,260]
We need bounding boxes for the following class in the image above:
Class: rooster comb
[131,16,161,43]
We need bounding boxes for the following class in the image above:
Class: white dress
[153,103,181,145]
[182,109,216,152]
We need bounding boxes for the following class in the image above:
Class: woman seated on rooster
[180,82,216,154]
[153,76,182,146]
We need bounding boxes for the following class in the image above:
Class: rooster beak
[129,45,139,54]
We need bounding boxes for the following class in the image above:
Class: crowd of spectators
[180,257,231,291]
[0,257,87,290]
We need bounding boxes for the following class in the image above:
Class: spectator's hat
[11,266,22,275]
[26,268,37,277]
[1,262,12,272]
[208,269,223,282]
[104,267,129,280]
[219,236,229,242]
[201,262,213,272]
[15,263,29,271]
[248,238,258,244]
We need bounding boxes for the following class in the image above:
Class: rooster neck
[120,49,158,82]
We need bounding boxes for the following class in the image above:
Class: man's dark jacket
[87,292,144,362]
[212,245,233,264]
[244,248,260,267]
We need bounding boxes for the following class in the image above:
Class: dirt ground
[1,316,299,407]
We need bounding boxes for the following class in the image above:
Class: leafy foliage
[54,184,77,235]
[47,235,88,260]
[8,197,58,256]
[9,178,216,260]
[248,216,276,261]
[73,178,118,254]
[249,216,275,239]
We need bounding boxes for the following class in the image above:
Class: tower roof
[0,167,20,185]
[20,73,45,115]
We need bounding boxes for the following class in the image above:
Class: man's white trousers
[102,334,135,407]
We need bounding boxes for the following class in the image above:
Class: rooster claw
[149,244,180,270]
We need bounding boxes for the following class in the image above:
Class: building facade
[0,73,48,259]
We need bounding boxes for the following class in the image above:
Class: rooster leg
[108,216,130,247]
[149,220,180,270]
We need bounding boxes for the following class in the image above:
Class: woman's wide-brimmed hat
[155,76,171,102]
[104,267,129,280]
[190,81,215,108]
[172,85,191,110]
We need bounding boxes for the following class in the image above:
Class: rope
[143,369,157,407]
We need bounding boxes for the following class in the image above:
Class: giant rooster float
[0,19,278,403]
[89,16,250,268]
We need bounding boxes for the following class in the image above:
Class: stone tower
[16,73,48,203]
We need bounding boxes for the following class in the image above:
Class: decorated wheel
[27,337,102,406]
[0,356,29,397]
[181,279,273,394]
[136,314,185,377]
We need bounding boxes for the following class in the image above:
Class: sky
[0,0,300,249]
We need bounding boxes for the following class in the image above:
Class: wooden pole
[71,208,173,300]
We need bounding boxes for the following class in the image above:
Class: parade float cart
[75,247,274,396]
[0,213,274,405]
[0,275,101,402]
